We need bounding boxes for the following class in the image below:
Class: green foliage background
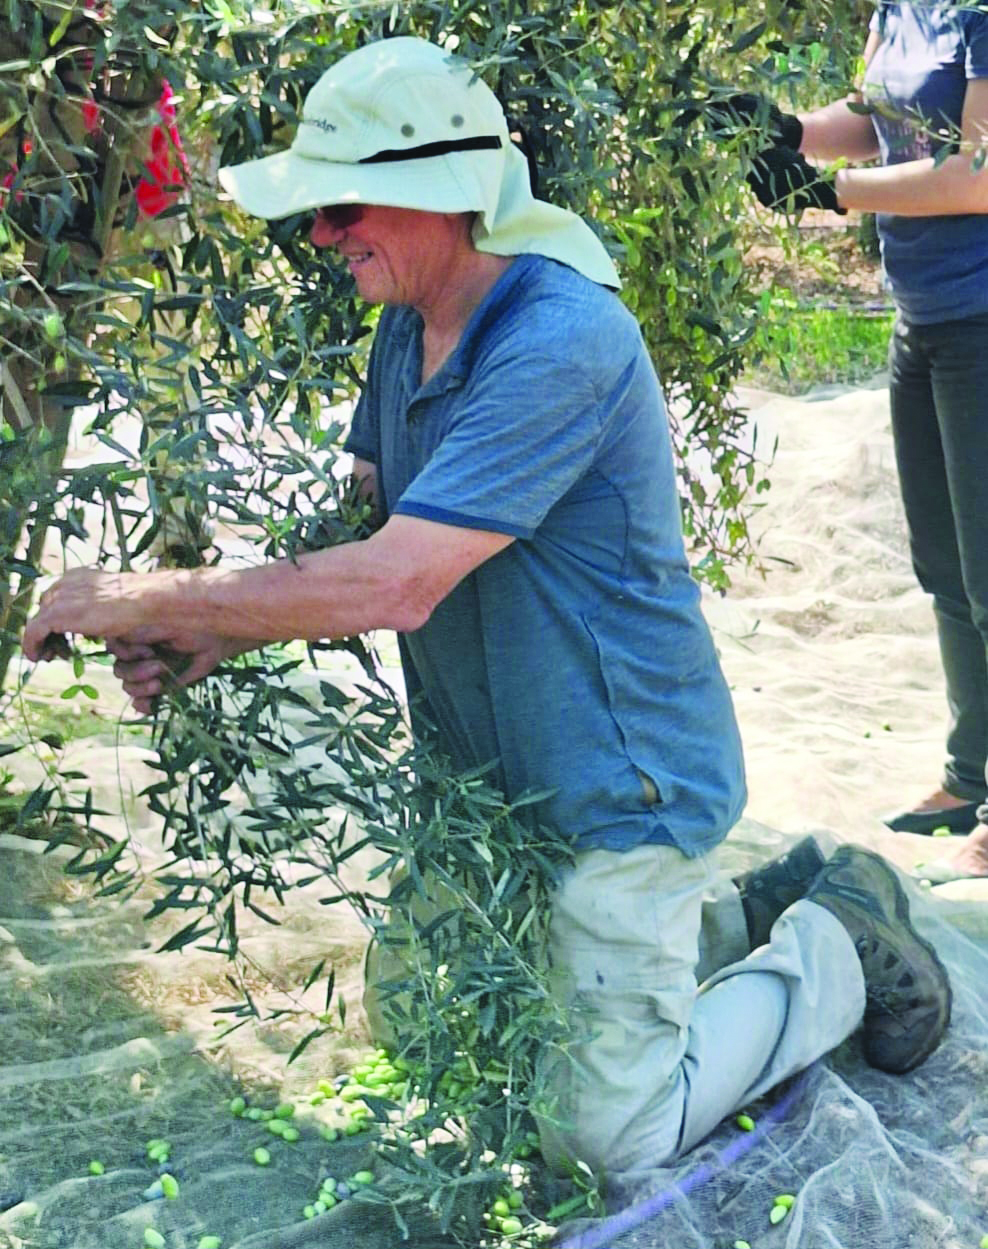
[0,0,866,1240]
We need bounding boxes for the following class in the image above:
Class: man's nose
[310,211,341,247]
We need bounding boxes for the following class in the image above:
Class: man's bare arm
[23,513,514,659]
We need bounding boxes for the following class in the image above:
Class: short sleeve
[343,386,378,464]
[342,315,395,465]
[395,345,605,540]
[965,11,988,78]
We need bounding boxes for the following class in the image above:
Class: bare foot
[910,788,978,813]
[935,823,988,878]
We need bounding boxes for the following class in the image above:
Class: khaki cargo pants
[364,842,865,1181]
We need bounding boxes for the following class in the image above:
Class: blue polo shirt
[344,255,745,856]
[865,1,988,324]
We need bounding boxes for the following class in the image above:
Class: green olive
[43,312,64,341]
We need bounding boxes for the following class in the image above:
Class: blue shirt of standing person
[866,1,988,322]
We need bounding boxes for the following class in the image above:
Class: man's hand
[746,146,846,214]
[21,564,249,712]
[707,92,804,150]
[22,567,178,662]
[106,627,249,714]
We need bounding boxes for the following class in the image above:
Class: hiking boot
[733,835,826,949]
[805,845,952,1074]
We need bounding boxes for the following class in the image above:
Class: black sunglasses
[316,203,366,229]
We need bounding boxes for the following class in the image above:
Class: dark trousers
[888,310,988,800]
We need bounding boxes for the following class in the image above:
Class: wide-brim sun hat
[218,36,620,289]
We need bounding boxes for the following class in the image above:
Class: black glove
[746,145,846,214]
[707,92,804,152]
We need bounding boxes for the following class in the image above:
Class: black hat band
[359,135,503,164]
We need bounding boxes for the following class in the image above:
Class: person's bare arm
[798,31,883,162]
[832,77,988,215]
[798,99,881,162]
[81,457,386,712]
[182,513,512,640]
[23,512,513,657]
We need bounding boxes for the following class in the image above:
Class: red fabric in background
[135,81,189,219]
[2,83,187,221]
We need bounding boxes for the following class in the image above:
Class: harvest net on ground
[2,382,988,1249]
[0,812,985,1249]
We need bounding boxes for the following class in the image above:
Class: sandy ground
[1,376,986,1249]
[711,378,987,903]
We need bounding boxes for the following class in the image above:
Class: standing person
[717,0,988,881]
[23,37,951,1187]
